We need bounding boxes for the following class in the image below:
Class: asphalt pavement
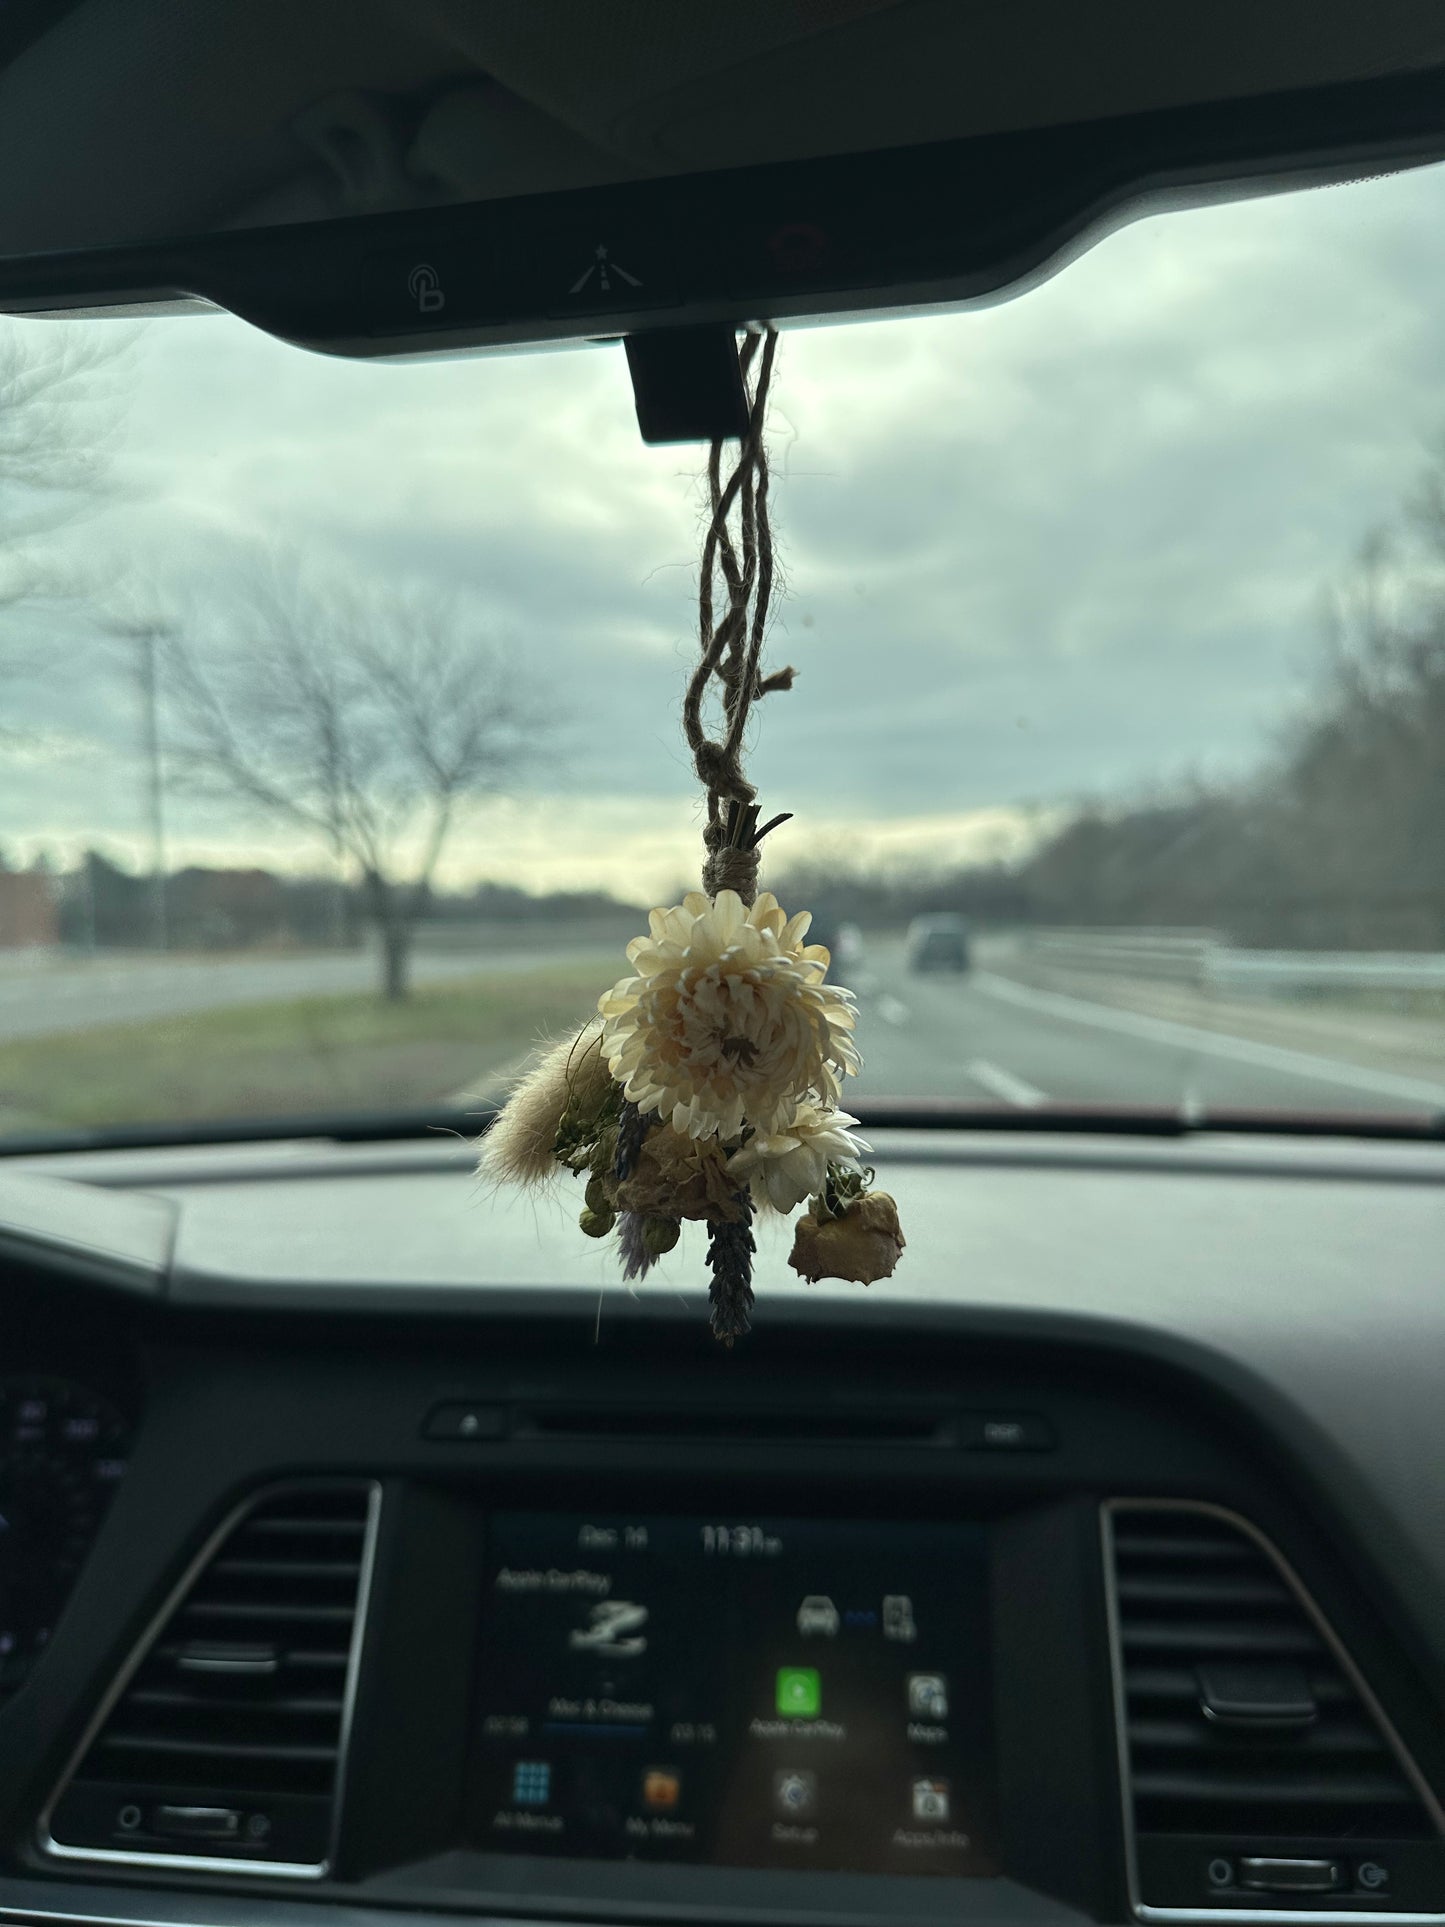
[0,947,552,1041]
[845,937,1445,1117]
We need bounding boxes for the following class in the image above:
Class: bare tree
[0,323,125,719]
[163,551,542,999]
[1283,526,1445,946]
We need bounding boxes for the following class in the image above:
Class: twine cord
[683,327,793,904]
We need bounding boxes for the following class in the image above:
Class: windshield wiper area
[0,1100,1441,1159]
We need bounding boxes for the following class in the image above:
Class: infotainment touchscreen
[473,1512,999,1877]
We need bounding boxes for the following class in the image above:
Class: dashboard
[0,1127,1441,1927]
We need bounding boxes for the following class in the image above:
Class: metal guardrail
[1026,929,1220,983]
[1206,950,1445,993]
[1025,928,1445,995]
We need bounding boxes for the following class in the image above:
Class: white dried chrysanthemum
[726,1103,867,1213]
[598,889,860,1141]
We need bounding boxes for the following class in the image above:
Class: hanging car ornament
[480,328,904,1342]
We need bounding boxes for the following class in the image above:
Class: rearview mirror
[2,2,1443,433]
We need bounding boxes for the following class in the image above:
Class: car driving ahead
[906,915,971,973]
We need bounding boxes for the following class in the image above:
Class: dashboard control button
[1206,1856,1235,1889]
[423,1400,505,1441]
[540,221,678,317]
[152,1804,243,1841]
[360,244,499,333]
[964,1413,1054,1450]
[1240,1857,1342,1893]
[1355,1860,1391,1894]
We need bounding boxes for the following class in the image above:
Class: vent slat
[1133,1768,1418,1805]
[50,1483,372,1862]
[1110,1504,1433,1852]
[126,1687,345,1716]
[1124,1663,1355,1706]
[96,1732,338,1764]
[1122,1619,1323,1656]
[150,1643,350,1671]
[236,1517,365,1537]
[176,1601,357,1627]
[1117,1574,1294,1609]
[1114,1533,1254,1565]
[207,1557,362,1583]
[1129,1716,1393,1757]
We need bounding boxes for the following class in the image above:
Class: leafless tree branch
[0,321,132,734]
[161,547,547,998]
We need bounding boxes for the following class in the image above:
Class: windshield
[3,162,1444,1143]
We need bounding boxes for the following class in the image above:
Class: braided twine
[682,326,794,905]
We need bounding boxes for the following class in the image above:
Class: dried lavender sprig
[617,1211,657,1282]
[706,1194,755,1346]
[613,1099,650,1183]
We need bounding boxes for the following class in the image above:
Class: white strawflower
[727,1103,868,1213]
[598,889,860,1141]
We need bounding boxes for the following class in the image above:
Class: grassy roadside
[0,956,614,1132]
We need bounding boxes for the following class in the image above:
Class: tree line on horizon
[771,506,1445,953]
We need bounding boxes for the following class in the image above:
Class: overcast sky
[4,156,1445,899]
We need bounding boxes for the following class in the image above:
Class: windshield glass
[4,163,1445,1141]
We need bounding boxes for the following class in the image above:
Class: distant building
[168,868,289,949]
[0,870,57,947]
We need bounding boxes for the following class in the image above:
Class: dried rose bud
[788,1190,905,1285]
[579,1205,616,1238]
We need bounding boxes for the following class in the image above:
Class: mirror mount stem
[624,325,751,445]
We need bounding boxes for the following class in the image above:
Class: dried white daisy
[726,1103,868,1213]
[598,889,860,1142]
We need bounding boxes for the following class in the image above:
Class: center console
[328,1466,1115,1927]
[474,1510,998,1878]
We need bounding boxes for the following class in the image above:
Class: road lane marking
[974,972,1445,1108]
[965,1058,1045,1109]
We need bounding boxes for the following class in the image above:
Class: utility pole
[136,625,168,951]
[105,609,172,952]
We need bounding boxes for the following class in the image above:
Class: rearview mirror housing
[0,4,1443,439]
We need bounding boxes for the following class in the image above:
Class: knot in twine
[692,739,756,808]
[702,830,761,903]
[683,327,794,905]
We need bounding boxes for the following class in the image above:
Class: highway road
[845,938,1445,1118]
[2,933,1443,1122]
[0,947,557,1042]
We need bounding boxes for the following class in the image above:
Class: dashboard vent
[520,1403,950,1445]
[45,1482,378,1874]
[1110,1504,1429,1837]
[1108,1502,1445,1913]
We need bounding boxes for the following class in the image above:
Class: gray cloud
[5,158,1445,888]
